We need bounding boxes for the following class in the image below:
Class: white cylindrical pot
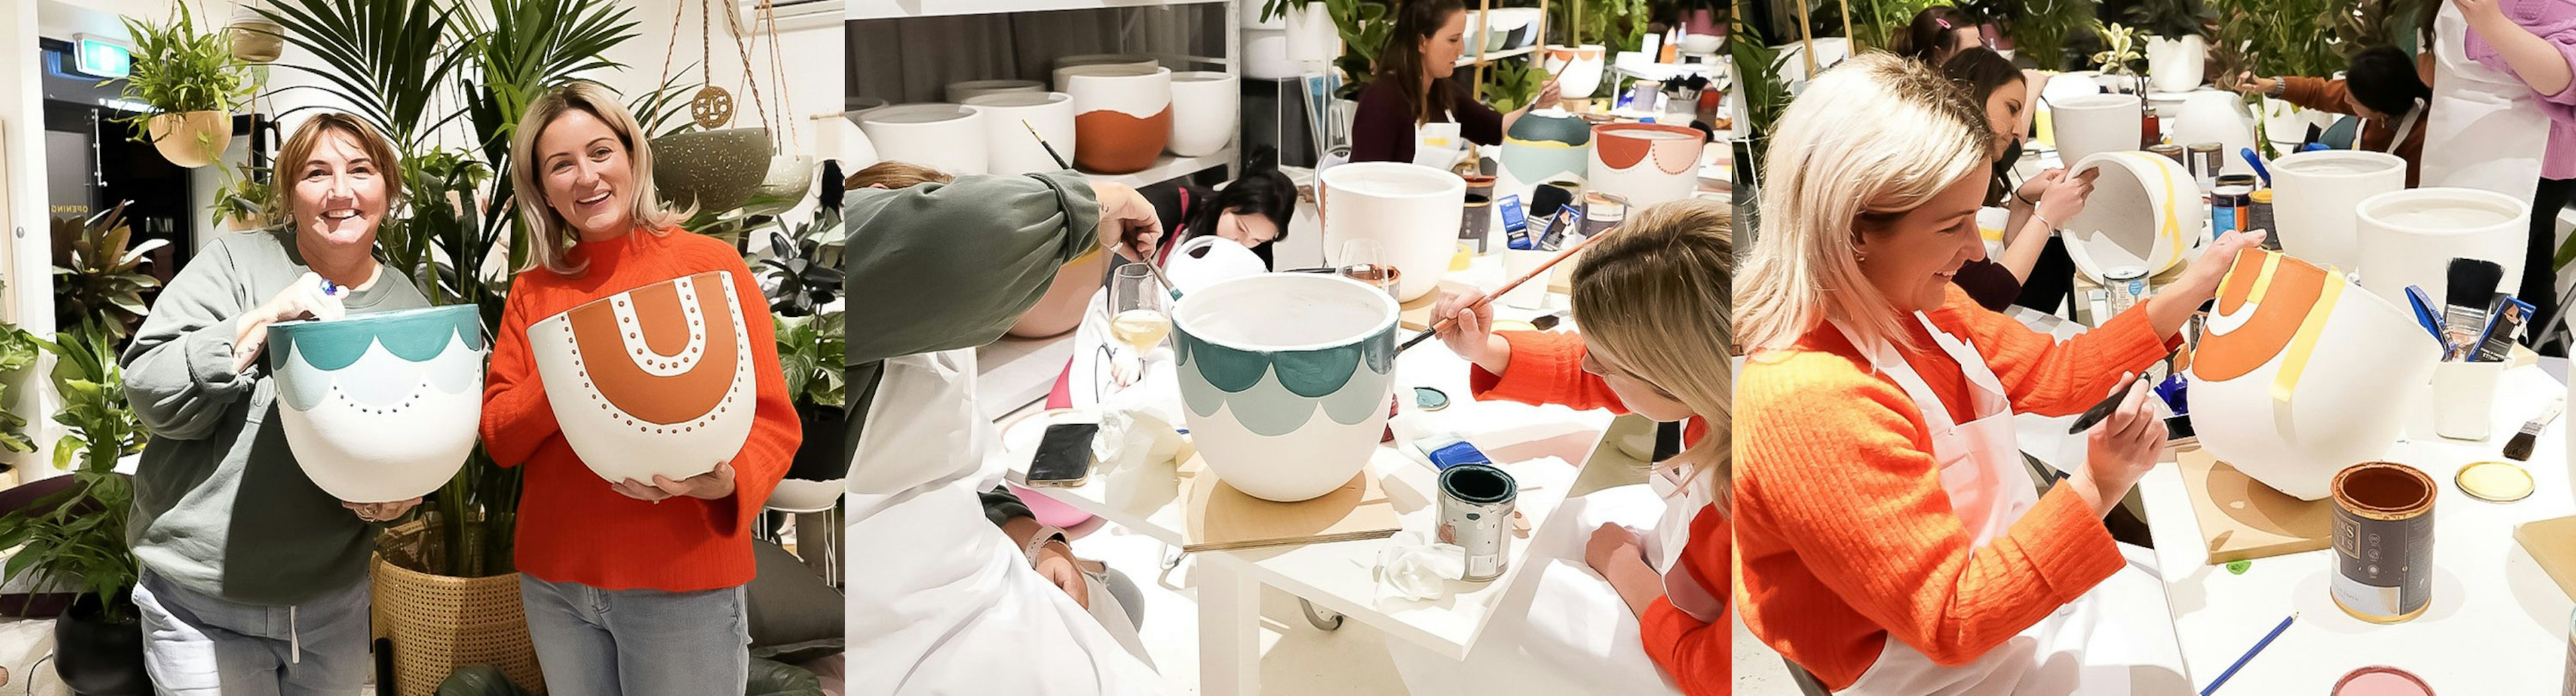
[1053,54,1158,91]
[530,270,760,485]
[270,306,484,503]
[2270,150,2407,269]
[858,103,988,175]
[2061,151,2199,282]
[1587,122,1703,209]
[2353,187,2530,306]
[2190,250,2440,501]
[963,91,1077,175]
[1544,44,1607,99]
[1173,274,1398,503]
[1169,71,1240,157]
[2172,90,2258,177]
[2051,94,2143,166]
[1285,2,1340,61]
[1320,162,1466,302]
[945,79,1044,104]
[1064,65,1173,175]
[2431,360,2504,441]
[1244,29,1297,80]
[2147,35,2207,93]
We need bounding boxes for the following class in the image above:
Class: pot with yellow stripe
[2061,150,2198,283]
[2187,249,2440,501]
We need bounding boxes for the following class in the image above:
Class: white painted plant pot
[2353,187,2530,307]
[1065,65,1174,175]
[1244,29,1297,80]
[530,271,759,485]
[2146,35,2206,93]
[1173,274,1398,503]
[1169,71,1240,157]
[2171,90,2257,177]
[1284,2,1340,62]
[945,79,1044,105]
[2190,250,2440,501]
[2051,94,2143,167]
[963,91,1077,175]
[2270,150,2407,269]
[859,103,988,175]
[270,306,484,503]
[1320,162,1465,302]
[1495,109,1592,207]
[1544,45,1607,99]
[2061,151,2199,282]
[1244,2,1288,30]
[1587,122,1702,209]
[1053,54,1159,91]
[2145,91,2191,119]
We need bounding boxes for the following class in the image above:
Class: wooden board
[2514,515,2576,602]
[1180,452,1401,552]
[2175,445,2334,564]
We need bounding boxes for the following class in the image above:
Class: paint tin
[2188,142,2224,189]
[2247,189,2275,242]
[1460,194,1494,254]
[1582,192,1627,240]
[2330,462,2436,624]
[1438,463,1518,582]
[2104,265,2152,316]
[2147,143,2186,164]
[2211,181,2254,239]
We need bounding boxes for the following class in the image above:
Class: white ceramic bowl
[529,270,759,484]
[1587,122,1702,209]
[1320,162,1466,302]
[270,305,484,503]
[2061,150,2200,281]
[945,79,1044,104]
[858,103,988,175]
[963,91,1077,175]
[2050,94,2142,167]
[1168,71,1240,157]
[2269,150,2406,269]
[2353,187,2530,306]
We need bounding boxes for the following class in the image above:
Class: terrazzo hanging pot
[1064,65,1173,175]
[269,305,485,503]
[529,270,758,484]
[745,156,814,217]
[859,103,988,175]
[2188,249,2440,501]
[965,91,1077,175]
[945,79,1044,104]
[652,128,773,214]
[2060,150,2198,282]
[1173,273,1398,503]
[2271,150,2407,269]
[1543,44,1607,99]
[2353,187,2529,306]
[2050,94,2142,168]
[1320,162,1466,302]
[1497,110,1593,205]
[1168,71,1240,158]
[1587,122,1702,209]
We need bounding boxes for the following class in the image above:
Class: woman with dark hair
[1142,147,1299,267]
[1939,47,2095,312]
[1896,6,1982,68]
[2229,46,2436,186]
[1350,0,1562,164]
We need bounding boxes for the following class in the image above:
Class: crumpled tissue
[1374,530,1468,602]
[1093,389,1187,473]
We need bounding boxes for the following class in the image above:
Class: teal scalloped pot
[1500,111,1593,195]
[1173,274,1399,503]
[268,305,486,503]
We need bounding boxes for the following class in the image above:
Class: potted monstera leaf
[114,2,253,168]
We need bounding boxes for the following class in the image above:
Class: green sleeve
[119,237,254,441]
[842,170,1102,365]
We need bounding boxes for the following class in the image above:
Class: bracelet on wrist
[1022,524,1069,566]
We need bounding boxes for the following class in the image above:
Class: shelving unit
[1465,0,1550,101]
[1457,44,1538,67]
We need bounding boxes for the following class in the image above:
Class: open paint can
[2331,462,2436,623]
[1438,463,1518,582]
[2332,666,2434,696]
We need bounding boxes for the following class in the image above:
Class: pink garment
[2465,0,2576,179]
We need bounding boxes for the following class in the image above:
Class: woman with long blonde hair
[1387,199,1731,696]
[1733,53,2261,694]
[478,81,799,696]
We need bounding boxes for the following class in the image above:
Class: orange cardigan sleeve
[1931,287,2179,418]
[479,276,562,469]
[698,247,801,536]
[1735,348,2125,667]
[1468,330,1629,412]
[1640,507,1731,696]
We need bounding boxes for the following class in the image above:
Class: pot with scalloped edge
[1174,273,1397,503]
[270,305,485,503]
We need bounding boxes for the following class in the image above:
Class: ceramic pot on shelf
[858,103,988,175]
[2353,187,2530,306]
[1244,28,1297,80]
[2269,150,2407,269]
[2059,151,2199,282]
[1168,71,1240,158]
[1587,122,1702,209]
[1320,162,1466,302]
[1173,274,1398,503]
[945,79,1044,104]
[2147,35,2207,93]
[148,111,231,168]
[528,270,759,485]
[1544,44,1607,99]
[1284,2,1342,61]
[964,91,1077,175]
[1495,110,1593,205]
[268,305,485,503]
[2050,94,2143,167]
[1064,65,1173,175]
[1054,54,1159,91]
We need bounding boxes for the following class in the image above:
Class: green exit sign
[74,34,132,79]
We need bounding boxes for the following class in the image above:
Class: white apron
[1832,316,2184,696]
[2419,0,2551,202]
[846,350,1167,696]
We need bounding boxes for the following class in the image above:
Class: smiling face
[1422,10,1468,79]
[1982,79,2029,160]
[289,130,389,250]
[1579,341,1696,422]
[1855,170,1989,313]
[534,108,638,239]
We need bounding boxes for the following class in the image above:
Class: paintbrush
[2443,258,2505,360]
[2068,346,2183,434]
[2405,286,2455,355]
[2504,397,2563,462]
[1022,119,1072,171]
[1398,231,1612,353]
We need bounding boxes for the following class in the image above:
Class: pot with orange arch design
[1586,122,1702,209]
[2187,249,2440,501]
[529,270,759,484]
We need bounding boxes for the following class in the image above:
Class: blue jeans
[518,575,751,696]
[131,567,370,696]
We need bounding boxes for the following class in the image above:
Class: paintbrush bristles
[2443,259,2505,359]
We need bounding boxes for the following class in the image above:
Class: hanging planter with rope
[651,0,808,218]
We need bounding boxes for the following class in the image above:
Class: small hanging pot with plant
[115,1,254,168]
[227,0,284,64]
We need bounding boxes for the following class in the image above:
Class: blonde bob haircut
[509,81,689,276]
[271,113,406,227]
[1737,52,1992,354]
[1569,199,1735,511]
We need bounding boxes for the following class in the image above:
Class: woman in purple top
[2462,0,2576,353]
[1349,0,1563,164]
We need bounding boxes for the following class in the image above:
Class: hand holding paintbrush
[1400,231,1611,353]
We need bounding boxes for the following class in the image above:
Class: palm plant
[50,203,168,340]
[0,321,146,624]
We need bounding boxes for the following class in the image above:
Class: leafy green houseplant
[2006,0,2098,70]
[1483,58,1550,112]
[754,209,847,489]
[2124,0,2212,39]
[1856,0,1958,52]
[0,282,37,456]
[1,320,150,692]
[2092,21,2147,77]
[1554,0,1656,54]
[50,203,168,340]
[1326,0,1394,100]
[113,2,254,168]
[211,165,276,231]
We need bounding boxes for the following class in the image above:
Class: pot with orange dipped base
[1064,65,1173,175]
[527,270,759,484]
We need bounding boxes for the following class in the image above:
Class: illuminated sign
[73,34,132,79]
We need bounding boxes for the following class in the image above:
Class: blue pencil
[2200,612,2296,695]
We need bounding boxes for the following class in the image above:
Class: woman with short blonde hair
[479,81,799,696]
[1733,53,2261,693]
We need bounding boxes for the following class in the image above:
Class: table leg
[1198,559,1260,696]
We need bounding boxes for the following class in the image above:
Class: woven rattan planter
[371,521,544,695]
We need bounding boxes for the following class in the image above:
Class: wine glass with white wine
[1337,238,1401,299]
[1108,262,1170,388]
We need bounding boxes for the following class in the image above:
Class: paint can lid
[2330,666,2434,696]
[1413,387,1451,411]
[2188,142,2224,151]
[2455,461,2534,503]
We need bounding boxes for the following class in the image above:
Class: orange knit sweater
[1733,287,2174,690]
[1469,330,1728,696]
[480,228,798,591]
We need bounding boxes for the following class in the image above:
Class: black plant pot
[55,593,153,696]
[784,406,851,483]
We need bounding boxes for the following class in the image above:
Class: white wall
[4,0,62,478]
